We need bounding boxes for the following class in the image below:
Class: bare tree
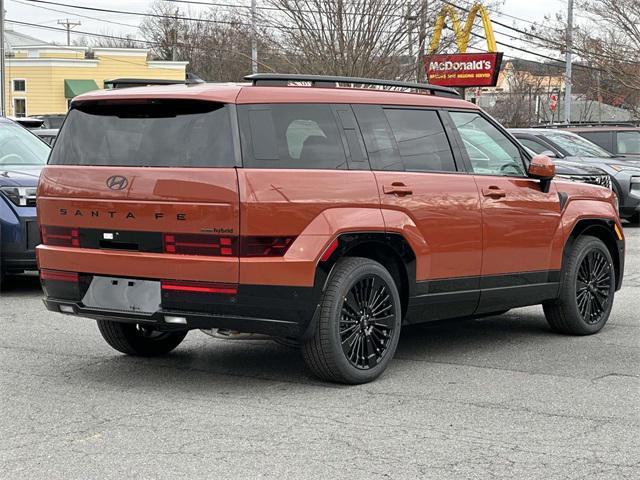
[139,1,284,81]
[532,0,639,117]
[260,0,497,80]
[486,62,553,127]
[73,31,142,49]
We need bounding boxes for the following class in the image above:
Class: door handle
[482,186,506,198]
[383,182,413,196]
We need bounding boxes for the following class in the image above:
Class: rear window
[49,100,234,167]
[238,104,348,169]
[617,131,640,155]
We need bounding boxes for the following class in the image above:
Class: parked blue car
[0,118,50,289]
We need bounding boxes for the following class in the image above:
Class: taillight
[40,269,78,282]
[163,234,237,256]
[240,236,296,257]
[161,280,237,295]
[41,226,79,247]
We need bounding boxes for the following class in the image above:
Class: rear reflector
[42,226,79,248]
[161,280,237,295]
[40,269,79,282]
[320,238,339,262]
[163,233,237,256]
[240,236,296,257]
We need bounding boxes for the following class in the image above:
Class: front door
[353,105,483,322]
[448,111,563,313]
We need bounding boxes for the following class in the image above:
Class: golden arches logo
[428,3,497,54]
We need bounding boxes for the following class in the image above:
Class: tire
[302,257,402,384]
[628,213,640,225]
[97,320,188,356]
[543,236,615,335]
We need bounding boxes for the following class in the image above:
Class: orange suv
[37,74,625,384]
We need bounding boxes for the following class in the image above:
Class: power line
[19,0,633,69]
[14,0,140,29]
[5,19,278,72]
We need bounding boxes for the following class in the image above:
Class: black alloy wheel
[544,235,615,335]
[576,249,612,325]
[302,257,402,384]
[339,275,396,369]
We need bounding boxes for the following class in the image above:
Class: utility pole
[405,2,416,81]
[251,0,257,74]
[0,0,6,117]
[57,19,81,46]
[172,9,178,61]
[416,0,428,83]
[563,0,573,124]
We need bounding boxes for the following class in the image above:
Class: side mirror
[528,155,555,193]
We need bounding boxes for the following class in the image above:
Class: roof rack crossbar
[244,73,460,98]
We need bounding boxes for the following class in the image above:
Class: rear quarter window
[238,104,348,169]
[49,100,235,167]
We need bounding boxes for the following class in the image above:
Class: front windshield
[0,122,50,166]
[544,131,613,158]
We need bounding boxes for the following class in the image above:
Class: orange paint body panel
[473,176,563,275]
[375,171,482,281]
[37,166,240,283]
[237,169,382,286]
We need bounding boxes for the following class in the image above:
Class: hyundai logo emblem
[106,175,128,191]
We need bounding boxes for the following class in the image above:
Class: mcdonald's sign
[425,3,503,88]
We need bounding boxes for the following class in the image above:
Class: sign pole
[564,0,574,124]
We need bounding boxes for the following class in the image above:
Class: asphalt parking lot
[1,229,638,480]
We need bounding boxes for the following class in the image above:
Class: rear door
[38,99,240,284]
[447,111,563,313]
[353,104,483,321]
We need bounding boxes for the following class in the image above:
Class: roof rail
[532,122,637,128]
[244,73,461,98]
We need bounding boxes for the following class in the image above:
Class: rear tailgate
[36,99,240,285]
[37,166,240,283]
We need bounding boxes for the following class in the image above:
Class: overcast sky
[6,0,569,62]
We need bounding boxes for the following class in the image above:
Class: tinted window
[383,109,455,172]
[352,104,402,171]
[579,131,614,153]
[0,122,50,166]
[239,104,347,169]
[49,101,234,167]
[450,111,525,176]
[617,131,640,155]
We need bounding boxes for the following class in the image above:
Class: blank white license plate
[82,276,161,314]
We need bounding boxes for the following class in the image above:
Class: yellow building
[4,41,188,116]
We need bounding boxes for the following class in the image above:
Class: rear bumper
[42,279,321,338]
[43,297,312,337]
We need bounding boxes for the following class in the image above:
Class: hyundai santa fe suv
[37,74,625,384]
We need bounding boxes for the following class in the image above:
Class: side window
[517,137,549,155]
[352,104,402,171]
[580,131,614,153]
[238,104,348,169]
[617,131,640,155]
[383,109,456,172]
[450,111,525,176]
